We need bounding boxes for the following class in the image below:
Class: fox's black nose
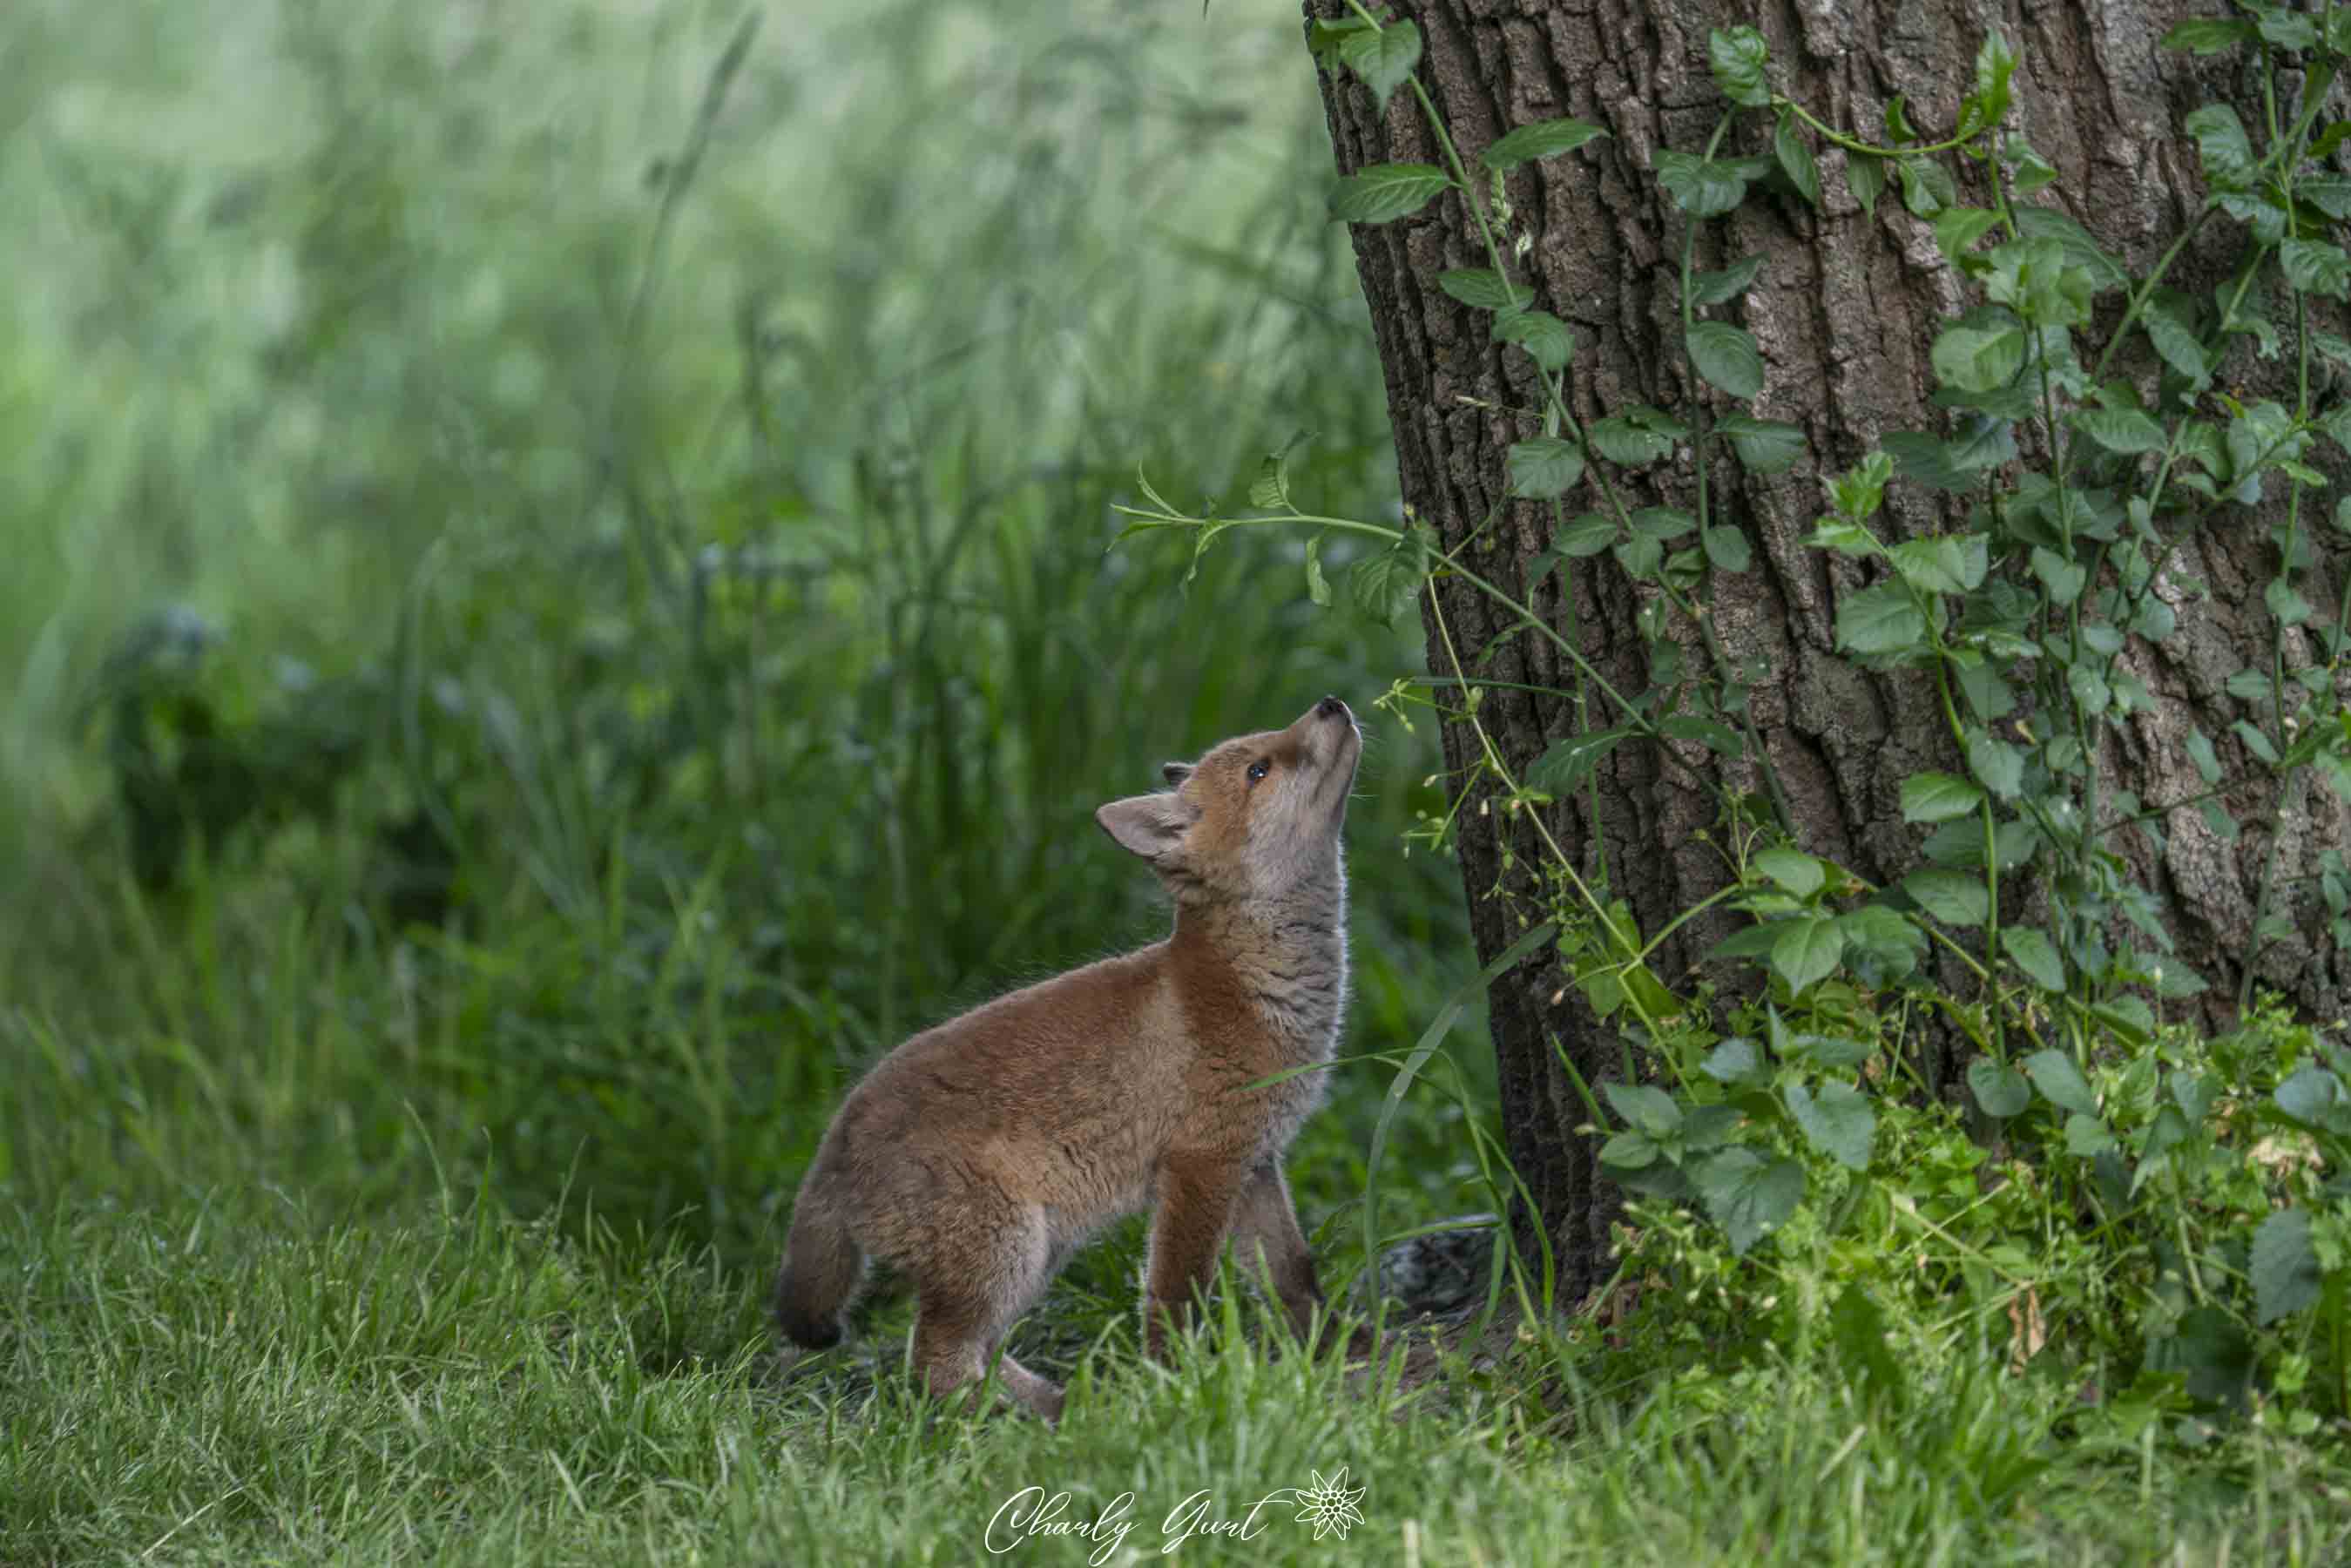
[1316,694,1349,720]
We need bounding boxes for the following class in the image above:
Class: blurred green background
[0,0,1478,1274]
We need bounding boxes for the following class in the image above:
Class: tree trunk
[1308,0,2350,1305]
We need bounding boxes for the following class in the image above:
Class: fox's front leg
[1142,1159,1246,1361]
[1227,1160,1324,1340]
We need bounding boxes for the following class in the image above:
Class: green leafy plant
[1118,3,2351,1427]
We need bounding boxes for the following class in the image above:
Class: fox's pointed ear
[1160,761,1193,787]
[1097,792,1195,860]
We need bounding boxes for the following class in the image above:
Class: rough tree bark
[1308,1,2350,1303]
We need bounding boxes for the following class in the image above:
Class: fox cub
[774,696,1361,1420]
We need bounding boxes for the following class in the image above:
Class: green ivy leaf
[2280,238,2351,301]
[2162,17,2256,53]
[1848,155,1886,219]
[2003,929,2069,994]
[1882,93,1920,141]
[2031,545,2087,606]
[1702,525,1753,572]
[2069,662,2111,717]
[2185,727,2223,785]
[2095,996,2155,1045]
[1655,152,1748,218]
[1338,21,1422,112]
[1969,32,2017,130]
[1330,163,1453,224]
[1305,17,1375,72]
[2007,140,2058,196]
[1838,904,1923,986]
[2251,1208,2322,1325]
[1439,267,1530,312]
[2071,408,2167,455]
[1770,916,1846,996]
[2223,667,2271,703]
[1787,1081,1875,1171]
[2064,1112,2118,1157]
[2253,7,2319,49]
[1896,155,1956,216]
[2137,1105,2193,1175]
[1482,117,1609,172]
[1835,582,1928,657]
[1708,926,1783,966]
[1348,533,1428,625]
[1691,1148,1806,1255]
[1303,530,1331,606]
[1956,660,2015,721]
[1981,236,2094,328]
[1689,255,1766,308]
[2219,191,2288,247]
[1528,727,1629,795]
[1967,731,2025,800]
[1931,323,2026,394]
[2265,577,2314,626]
[2170,1070,2219,1130]
[1604,1080,1682,1136]
[1773,114,1821,206]
[1810,520,1880,556]
[2012,207,2130,294]
[1905,867,1988,926]
[1901,771,1984,824]
[1494,309,1574,370]
[1702,1037,1768,1087]
[2183,104,2255,192]
[2274,1064,2349,1132]
[2233,719,2280,767]
[1715,414,1806,471]
[1881,428,2000,493]
[1967,1059,2031,1118]
[1613,533,1664,578]
[2302,176,2351,220]
[2140,295,2209,385]
[1687,321,1766,399]
[2023,1046,2098,1113]
[1889,536,1985,595]
[1598,1129,1659,1170]
[1933,206,2003,262]
[1707,26,1772,107]
[1556,513,1617,556]
[1629,507,1697,540]
[1507,436,1586,498]
[1588,416,1677,466]
[1754,847,1825,897]
[1661,713,1743,757]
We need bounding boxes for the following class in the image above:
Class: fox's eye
[1246,760,1270,783]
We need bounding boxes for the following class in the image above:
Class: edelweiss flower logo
[1289,1465,1368,1542]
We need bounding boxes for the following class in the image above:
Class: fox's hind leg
[910,1205,1064,1422]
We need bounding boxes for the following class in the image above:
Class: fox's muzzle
[1293,697,1361,814]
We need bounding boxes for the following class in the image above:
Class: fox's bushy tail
[775,1178,865,1349]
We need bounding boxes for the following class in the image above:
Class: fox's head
[1095,696,1361,905]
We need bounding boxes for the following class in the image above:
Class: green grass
[10,1183,2349,1565]
[4,1,2349,1562]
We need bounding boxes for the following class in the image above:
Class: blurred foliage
[0,0,1480,1269]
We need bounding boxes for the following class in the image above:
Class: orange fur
[774,698,1361,1420]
